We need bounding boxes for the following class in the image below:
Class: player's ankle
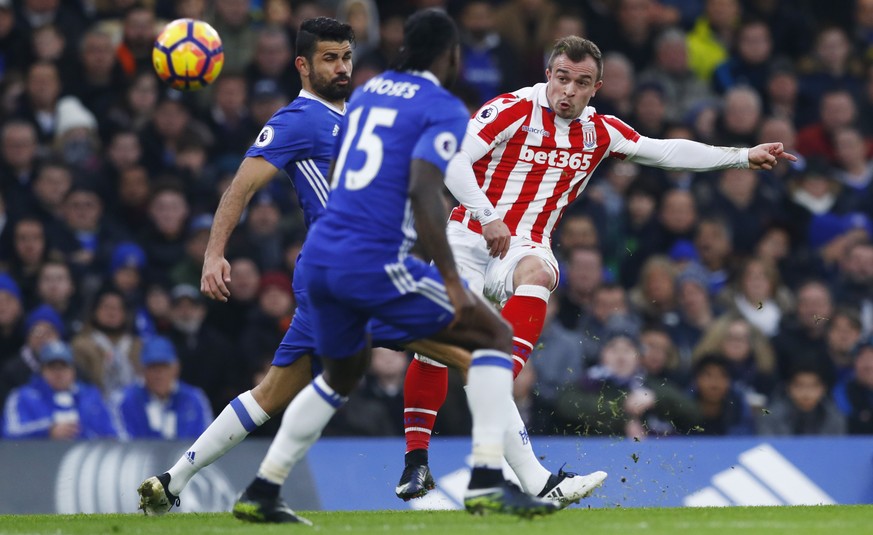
[405,448,428,467]
[468,467,502,490]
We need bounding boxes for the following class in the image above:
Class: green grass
[1,506,871,535]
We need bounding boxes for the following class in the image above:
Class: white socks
[502,396,551,494]
[256,375,346,485]
[466,350,514,470]
[167,390,269,496]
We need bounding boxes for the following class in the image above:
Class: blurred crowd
[2,0,873,441]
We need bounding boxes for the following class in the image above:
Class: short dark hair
[391,8,459,72]
[296,17,355,63]
[547,36,603,80]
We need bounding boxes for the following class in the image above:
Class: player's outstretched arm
[409,158,476,326]
[202,156,278,302]
[628,137,796,172]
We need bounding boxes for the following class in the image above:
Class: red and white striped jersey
[449,83,642,245]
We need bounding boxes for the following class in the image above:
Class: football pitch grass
[2,506,872,535]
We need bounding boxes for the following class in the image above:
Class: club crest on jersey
[582,122,597,150]
[476,104,499,124]
[255,126,274,147]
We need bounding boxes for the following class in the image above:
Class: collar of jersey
[298,89,345,115]
[406,70,441,87]
[536,82,596,122]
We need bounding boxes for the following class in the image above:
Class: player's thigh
[447,221,489,296]
[483,239,559,306]
[374,257,511,353]
[303,265,370,359]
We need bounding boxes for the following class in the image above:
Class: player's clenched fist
[201,255,232,302]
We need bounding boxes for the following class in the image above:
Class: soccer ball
[152,18,224,91]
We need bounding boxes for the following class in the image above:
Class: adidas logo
[684,443,834,506]
[185,451,196,465]
[546,487,564,499]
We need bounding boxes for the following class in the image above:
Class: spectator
[239,270,294,364]
[723,256,791,337]
[629,82,669,138]
[2,341,117,440]
[832,240,873,328]
[494,0,557,83]
[245,26,300,101]
[115,4,157,79]
[714,85,762,146]
[170,214,212,287]
[140,182,190,281]
[336,0,380,61]
[693,312,777,402]
[796,89,870,164]
[109,241,147,306]
[712,19,774,96]
[638,27,713,120]
[29,161,73,230]
[693,216,734,295]
[628,255,678,327]
[595,53,635,118]
[554,332,697,438]
[639,324,687,387]
[55,185,123,287]
[205,256,261,342]
[0,1,29,79]
[834,334,873,434]
[18,0,87,45]
[118,335,213,439]
[67,28,127,133]
[686,0,741,83]
[603,0,658,73]
[140,96,211,176]
[772,280,833,381]
[71,287,143,400]
[530,294,587,412]
[0,120,40,218]
[556,247,603,331]
[688,353,755,435]
[832,127,873,192]
[577,283,641,367]
[106,71,161,134]
[113,165,152,236]
[764,61,800,122]
[822,307,863,386]
[0,303,65,412]
[670,262,718,367]
[14,61,63,143]
[52,95,102,174]
[203,73,257,159]
[618,175,662,286]
[5,217,50,307]
[227,191,285,271]
[656,188,698,256]
[757,363,846,435]
[796,25,864,124]
[166,284,236,414]
[0,273,25,363]
[325,347,408,436]
[210,0,258,74]
[457,0,520,103]
[34,260,80,335]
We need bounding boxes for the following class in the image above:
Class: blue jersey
[245,90,343,229]
[304,71,469,266]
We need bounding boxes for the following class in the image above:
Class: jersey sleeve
[411,97,469,174]
[600,115,643,160]
[245,108,313,169]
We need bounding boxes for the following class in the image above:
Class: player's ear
[295,56,309,76]
[593,79,603,94]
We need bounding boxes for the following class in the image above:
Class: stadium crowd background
[2,0,873,441]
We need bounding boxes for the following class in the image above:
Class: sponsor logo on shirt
[519,145,591,170]
[521,125,550,138]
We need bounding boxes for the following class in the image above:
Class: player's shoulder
[472,84,540,125]
[588,109,640,140]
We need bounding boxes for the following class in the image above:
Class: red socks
[403,356,448,453]
[500,284,550,379]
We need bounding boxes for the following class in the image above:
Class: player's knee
[512,256,555,289]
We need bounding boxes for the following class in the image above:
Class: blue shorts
[270,260,419,370]
[298,255,455,359]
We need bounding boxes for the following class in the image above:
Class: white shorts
[447,221,560,308]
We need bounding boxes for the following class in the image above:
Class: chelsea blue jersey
[304,70,469,267]
[245,90,343,229]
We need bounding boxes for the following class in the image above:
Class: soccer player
[231,9,558,523]
[397,35,797,500]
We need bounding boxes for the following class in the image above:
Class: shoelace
[557,463,579,479]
